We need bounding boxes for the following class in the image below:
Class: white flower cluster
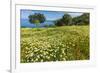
[21,26,89,63]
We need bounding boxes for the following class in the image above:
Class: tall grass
[21,26,89,63]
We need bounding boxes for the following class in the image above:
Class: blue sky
[21,9,83,21]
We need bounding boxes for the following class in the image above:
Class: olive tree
[28,13,46,27]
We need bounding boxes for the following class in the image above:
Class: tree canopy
[28,13,89,27]
[72,13,89,25]
[28,13,46,26]
[55,13,72,26]
[55,13,89,26]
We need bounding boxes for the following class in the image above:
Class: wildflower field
[21,26,89,63]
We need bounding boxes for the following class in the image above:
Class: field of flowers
[21,26,89,63]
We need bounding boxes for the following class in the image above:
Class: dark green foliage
[62,14,72,25]
[81,13,90,24]
[28,13,89,27]
[55,19,65,26]
[55,13,89,26]
[28,13,46,24]
[55,13,72,26]
[72,13,90,25]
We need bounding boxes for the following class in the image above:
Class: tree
[81,13,89,25]
[72,16,83,25]
[72,13,89,25]
[55,13,72,26]
[62,14,72,25]
[55,19,65,26]
[28,13,46,27]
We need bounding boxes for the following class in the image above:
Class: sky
[21,9,84,21]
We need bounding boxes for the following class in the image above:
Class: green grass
[21,26,89,63]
